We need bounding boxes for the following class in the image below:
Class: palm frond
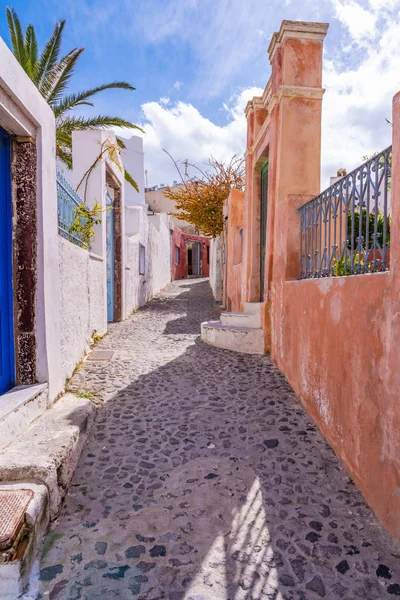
[43,47,83,104]
[124,169,139,192]
[25,24,38,78]
[35,19,66,89]
[52,81,135,118]
[56,146,73,169]
[58,115,144,134]
[116,137,126,149]
[56,127,72,150]
[6,8,29,72]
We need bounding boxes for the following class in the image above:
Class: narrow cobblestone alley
[34,279,399,600]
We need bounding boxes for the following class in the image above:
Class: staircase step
[201,321,264,355]
[244,302,262,316]
[0,384,49,452]
[221,311,260,328]
[0,393,96,520]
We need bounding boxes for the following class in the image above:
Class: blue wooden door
[0,128,14,394]
[106,193,114,322]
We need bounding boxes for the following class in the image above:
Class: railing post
[391,91,400,274]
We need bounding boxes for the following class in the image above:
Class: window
[175,246,180,265]
[207,245,210,264]
[139,243,146,275]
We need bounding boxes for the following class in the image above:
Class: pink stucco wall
[224,190,245,312]
[270,95,400,542]
[236,20,400,541]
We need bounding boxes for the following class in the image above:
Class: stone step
[220,311,260,328]
[0,393,96,520]
[244,301,262,317]
[0,482,48,600]
[0,384,49,452]
[201,321,265,355]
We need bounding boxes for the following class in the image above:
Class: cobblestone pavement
[33,279,399,600]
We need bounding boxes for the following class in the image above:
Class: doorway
[106,191,115,322]
[187,242,201,277]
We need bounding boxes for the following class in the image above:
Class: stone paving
[32,279,399,600]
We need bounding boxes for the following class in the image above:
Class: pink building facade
[172,227,210,280]
[216,20,400,542]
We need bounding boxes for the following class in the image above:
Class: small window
[175,246,180,265]
[207,245,210,264]
[239,229,244,262]
[139,243,146,275]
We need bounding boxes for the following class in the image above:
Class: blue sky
[0,0,399,186]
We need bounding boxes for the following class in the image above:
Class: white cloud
[331,0,377,43]
[118,0,400,191]
[321,0,400,184]
[173,81,183,91]
[136,87,262,187]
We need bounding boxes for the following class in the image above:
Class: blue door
[0,128,14,394]
[106,192,114,322]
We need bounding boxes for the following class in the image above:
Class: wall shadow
[38,281,399,600]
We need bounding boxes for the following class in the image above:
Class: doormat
[0,489,33,550]
[87,350,114,361]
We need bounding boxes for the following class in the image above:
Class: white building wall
[124,209,171,315]
[0,38,63,400]
[58,238,106,383]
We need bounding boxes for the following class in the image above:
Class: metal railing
[57,170,88,249]
[299,146,392,279]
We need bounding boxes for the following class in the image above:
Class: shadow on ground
[35,279,400,600]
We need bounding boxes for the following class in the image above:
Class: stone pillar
[244,101,261,301]
[269,21,328,281]
[12,137,37,385]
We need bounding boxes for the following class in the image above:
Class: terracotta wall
[224,190,245,312]
[271,95,400,542]
[238,20,400,541]
[171,227,210,280]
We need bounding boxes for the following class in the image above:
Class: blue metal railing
[57,170,88,249]
[299,146,392,279]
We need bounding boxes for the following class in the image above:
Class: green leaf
[25,25,38,78]
[57,115,144,134]
[124,169,139,192]
[35,19,66,89]
[6,8,29,73]
[44,47,84,104]
[52,81,135,117]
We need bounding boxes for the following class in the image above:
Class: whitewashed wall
[124,207,171,315]
[210,236,223,302]
[0,38,63,399]
[58,237,106,383]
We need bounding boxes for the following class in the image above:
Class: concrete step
[201,321,265,355]
[244,301,262,317]
[0,393,96,520]
[220,311,260,328]
[0,384,49,452]
[0,482,48,600]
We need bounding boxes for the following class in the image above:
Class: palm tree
[6,8,141,190]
